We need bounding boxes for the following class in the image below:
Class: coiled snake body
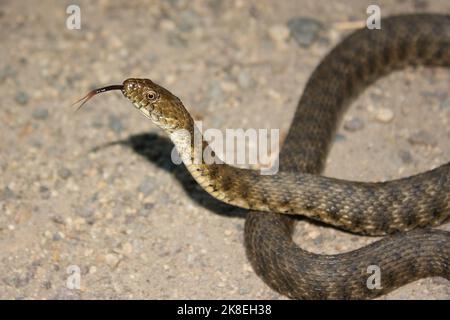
[76,14,450,299]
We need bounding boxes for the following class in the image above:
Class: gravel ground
[0,0,449,299]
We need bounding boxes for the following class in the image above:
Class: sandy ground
[0,0,449,299]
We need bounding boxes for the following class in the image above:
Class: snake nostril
[123,79,138,92]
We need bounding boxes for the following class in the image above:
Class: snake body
[78,14,450,299]
[245,14,450,299]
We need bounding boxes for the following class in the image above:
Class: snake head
[74,78,193,133]
[122,78,192,132]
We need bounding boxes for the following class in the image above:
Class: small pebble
[57,167,72,180]
[121,242,133,255]
[137,178,155,196]
[167,32,187,48]
[343,117,364,132]
[178,10,199,32]
[237,71,253,89]
[268,24,290,46]
[440,100,450,109]
[39,185,51,199]
[0,65,16,82]
[374,108,394,123]
[6,273,32,288]
[159,19,176,32]
[51,215,65,225]
[420,90,446,100]
[105,253,120,267]
[413,0,429,10]
[221,81,237,93]
[208,81,224,101]
[408,130,437,147]
[369,92,383,102]
[43,281,52,289]
[139,202,154,216]
[15,91,29,105]
[239,287,250,295]
[108,114,123,133]
[43,230,53,239]
[52,232,63,241]
[32,108,49,120]
[398,150,413,164]
[28,137,42,149]
[334,133,346,142]
[72,217,87,230]
[91,120,103,129]
[1,186,16,200]
[75,205,94,218]
[287,17,322,48]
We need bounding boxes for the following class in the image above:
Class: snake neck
[168,119,250,205]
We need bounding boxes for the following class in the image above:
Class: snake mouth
[133,102,152,119]
[72,84,124,111]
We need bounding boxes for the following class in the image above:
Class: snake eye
[146,91,158,101]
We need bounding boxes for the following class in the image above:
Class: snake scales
[76,14,450,299]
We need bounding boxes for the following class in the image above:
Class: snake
[75,14,450,299]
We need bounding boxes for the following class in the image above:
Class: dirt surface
[0,0,449,299]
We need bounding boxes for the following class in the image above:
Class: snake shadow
[94,132,247,219]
